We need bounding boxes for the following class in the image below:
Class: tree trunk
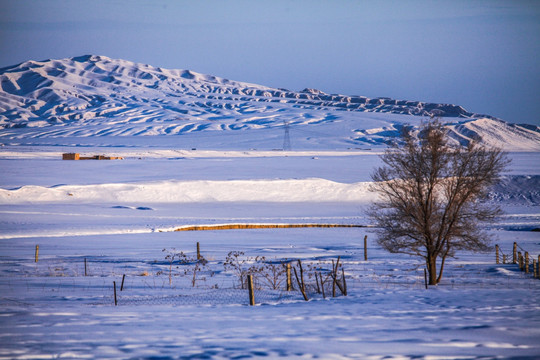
[436,255,446,285]
[427,256,438,285]
[435,249,450,284]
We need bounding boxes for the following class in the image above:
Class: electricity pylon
[283,120,291,151]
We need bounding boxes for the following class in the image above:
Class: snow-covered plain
[1,56,540,359]
[1,148,539,360]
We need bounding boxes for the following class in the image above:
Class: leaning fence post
[364,235,368,261]
[247,274,255,305]
[495,245,499,264]
[319,272,326,299]
[329,257,346,296]
[35,245,39,263]
[513,242,517,264]
[332,266,336,297]
[342,267,347,296]
[332,259,337,297]
[120,274,126,291]
[297,260,307,295]
[293,266,309,301]
[525,252,529,274]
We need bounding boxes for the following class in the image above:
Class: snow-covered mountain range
[1,55,539,150]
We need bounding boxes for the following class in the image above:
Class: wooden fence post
[533,259,538,279]
[197,242,201,260]
[84,258,87,276]
[120,274,126,291]
[495,244,499,264]
[525,252,529,274]
[332,259,337,297]
[364,235,368,261]
[247,275,255,306]
[319,272,326,299]
[342,267,347,296]
[538,255,540,278]
[298,260,306,295]
[35,245,39,263]
[332,266,336,297]
[518,252,523,271]
[286,263,292,291]
[113,281,118,306]
[293,266,309,301]
[513,242,517,264]
[329,257,346,296]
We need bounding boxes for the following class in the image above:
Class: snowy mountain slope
[1,55,539,150]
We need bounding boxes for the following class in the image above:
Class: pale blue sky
[1,0,539,125]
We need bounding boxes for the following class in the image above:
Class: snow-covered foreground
[1,148,539,359]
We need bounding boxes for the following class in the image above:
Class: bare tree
[369,119,509,285]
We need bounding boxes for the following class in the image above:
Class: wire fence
[112,288,304,306]
[2,242,538,308]
[496,241,540,279]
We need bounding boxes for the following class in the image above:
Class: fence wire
[4,243,538,308]
[112,288,304,306]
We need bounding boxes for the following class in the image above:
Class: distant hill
[1,55,539,150]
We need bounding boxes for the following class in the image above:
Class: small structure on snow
[62,153,123,160]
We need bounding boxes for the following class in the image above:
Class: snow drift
[0,179,374,204]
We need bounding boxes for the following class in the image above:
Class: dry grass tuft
[174,224,365,232]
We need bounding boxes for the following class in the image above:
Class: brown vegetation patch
[174,224,365,232]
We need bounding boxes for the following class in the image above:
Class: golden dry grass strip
[174,224,365,232]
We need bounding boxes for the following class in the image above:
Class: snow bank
[0,178,375,204]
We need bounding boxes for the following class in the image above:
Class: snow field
[1,227,540,359]
[0,149,539,359]
[1,52,540,359]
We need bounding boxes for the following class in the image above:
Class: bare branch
[369,118,509,284]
